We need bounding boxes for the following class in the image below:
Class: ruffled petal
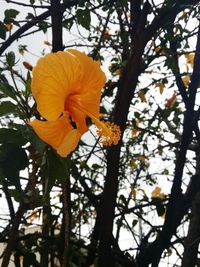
[29,114,80,157]
[32,51,83,121]
[67,49,106,117]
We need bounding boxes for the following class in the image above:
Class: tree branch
[0,0,79,56]
[50,0,63,52]
[98,2,151,266]
[136,20,200,267]
[182,194,200,266]
[0,10,50,56]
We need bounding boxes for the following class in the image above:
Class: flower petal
[32,51,83,121]
[67,49,106,117]
[66,105,88,134]
[57,129,81,157]
[29,114,80,157]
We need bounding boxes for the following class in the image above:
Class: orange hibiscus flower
[29,50,120,157]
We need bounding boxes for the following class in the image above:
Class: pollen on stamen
[96,121,121,146]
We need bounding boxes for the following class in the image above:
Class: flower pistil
[69,101,121,146]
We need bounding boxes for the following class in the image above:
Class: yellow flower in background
[185,53,194,65]
[155,82,165,94]
[131,128,139,139]
[129,159,137,169]
[138,90,147,103]
[103,31,111,40]
[4,23,13,31]
[151,186,165,200]
[182,75,190,88]
[154,46,166,56]
[130,184,136,199]
[29,50,120,157]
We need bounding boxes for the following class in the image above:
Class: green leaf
[6,51,15,67]
[8,188,22,202]
[38,21,48,33]
[43,149,70,198]
[0,128,27,146]
[78,0,85,7]
[47,149,70,183]
[132,219,138,228]
[0,101,18,117]
[26,12,35,20]
[0,81,16,100]
[23,127,46,153]
[0,143,28,180]
[152,197,166,217]
[63,19,73,30]
[25,71,31,98]
[119,194,127,205]
[92,163,101,170]
[23,252,37,267]
[0,21,6,40]
[4,9,19,19]
[100,106,107,114]
[76,8,91,30]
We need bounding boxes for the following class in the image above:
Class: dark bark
[181,148,200,266]
[98,2,150,266]
[2,180,15,220]
[49,2,72,266]
[1,204,25,267]
[86,214,101,265]
[61,180,71,267]
[40,203,51,266]
[50,0,63,52]
[182,192,200,267]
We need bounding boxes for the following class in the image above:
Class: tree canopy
[0,0,200,266]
